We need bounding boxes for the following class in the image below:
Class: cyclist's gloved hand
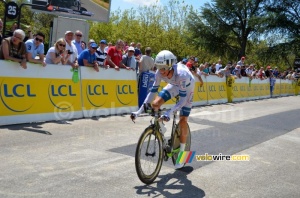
[160,114,170,122]
[130,112,139,120]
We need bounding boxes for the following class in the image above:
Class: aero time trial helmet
[155,50,177,70]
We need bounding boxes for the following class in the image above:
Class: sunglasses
[14,35,22,40]
[76,34,82,37]
[59,44,66,47]
[92,47,97,50]
[35,37,43,42]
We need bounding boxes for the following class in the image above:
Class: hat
[267,66,271,69]
[100,39,107,44]
[195,58,198,62]
[228,61,232,65]
[128,46,135,51]
[241,56,245,59]
[182,58,188,64]
[65,30,74,35]
[90,43,98,48]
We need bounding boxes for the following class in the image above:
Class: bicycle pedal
[163,152,169,161]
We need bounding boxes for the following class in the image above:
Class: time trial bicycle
[133,96,191,184]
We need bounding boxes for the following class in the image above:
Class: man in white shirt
[64,31,79,69]
[215,59,222,71]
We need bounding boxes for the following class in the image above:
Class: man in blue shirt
[72,30,84,56]
[25,32,46,66]
[78,42,99,72]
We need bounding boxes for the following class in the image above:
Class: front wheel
[135,126,164,184]
[171,123,191,166]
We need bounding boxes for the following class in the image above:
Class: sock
[180,143,185,152]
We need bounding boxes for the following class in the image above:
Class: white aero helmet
[155,50,177,70]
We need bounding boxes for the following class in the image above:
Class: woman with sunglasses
[45,38,69,65]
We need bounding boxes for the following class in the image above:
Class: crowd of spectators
[182,56,299,81]
[0,23,298,81]
[0,26,155,76]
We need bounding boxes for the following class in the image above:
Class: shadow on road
[134,166,205,197]
[0,122,53,135]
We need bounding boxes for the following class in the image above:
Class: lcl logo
[116,84,135,105]
[86,84,108,107]
[0,82,36,112]
[48,83,77,110]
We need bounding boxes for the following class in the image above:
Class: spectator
[257,67,266,80]
[273,67,280,78]
[0,19,3,43]
[237,56,245,66]
[81,41,86,50]
[72,30,84,55]
[106,39,130,71]
[215,59,222,71]
[265,65,272,77]
[232,65,242,78]
[209,63,216,74]
[0,29,27,69]
[186,56,195,69]
[181,58,188,65]
[194,64,204,86]
[134,42,142,70]
[25,32,46,66]
[95,39,107,68]
[104,42,112,53]
[198,64,209,77]
[228,62,234,74]
[122,46,136,70]
[203,62,210,74]
[78,42,99,72]
[138,47,155,74]
[246,64,254,78]
[216,66,232,78]
[241,65,247,77]
[45,38,69,65]
[7,22,18,37]
[64,30,78,69]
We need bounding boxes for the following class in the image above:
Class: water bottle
[159,122,167,134]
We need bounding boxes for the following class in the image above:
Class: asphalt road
[0,96,299,197]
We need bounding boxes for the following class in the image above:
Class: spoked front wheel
[135,127,164,184]
[171,123,191,166]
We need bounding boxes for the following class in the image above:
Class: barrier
[80,67,138,117]
[206,75,227,104]
[232,77,248,102]
[0,61,83,126]
[0,59,298,126]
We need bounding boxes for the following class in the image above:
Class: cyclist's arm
[135,71,162,115]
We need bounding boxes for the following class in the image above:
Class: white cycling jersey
[137,62,195,117]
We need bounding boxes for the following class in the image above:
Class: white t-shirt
[65,41,78,64]
[45,47,62,65]
[215,63,222,71]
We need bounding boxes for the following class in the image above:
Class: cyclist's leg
[179,116,188,144]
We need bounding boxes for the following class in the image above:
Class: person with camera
[45,38,69,65]
[64,31,79,69]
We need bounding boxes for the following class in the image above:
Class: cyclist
[131,50,195,169]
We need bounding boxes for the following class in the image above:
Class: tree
[186,0,268,61]
[265,0,300,57]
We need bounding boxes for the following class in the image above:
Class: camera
[67,50,73,54]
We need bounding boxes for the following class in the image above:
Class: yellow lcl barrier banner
[0,60,297,126]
